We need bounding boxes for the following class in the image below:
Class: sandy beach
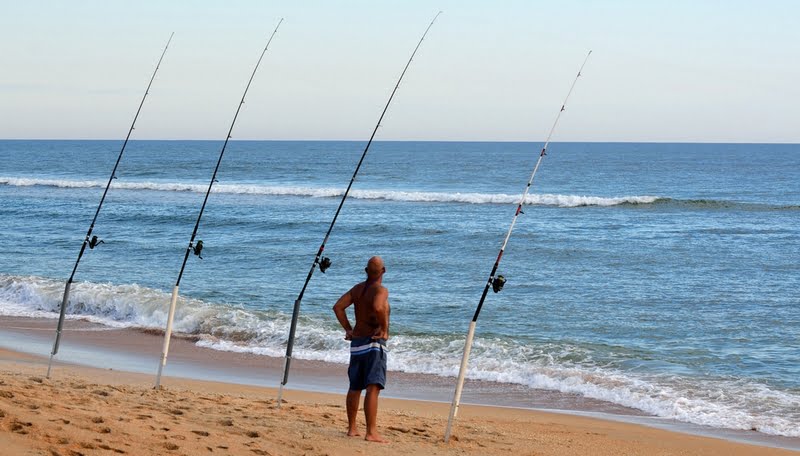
[1,341,797,456]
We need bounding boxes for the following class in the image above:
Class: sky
[1,0,798,143]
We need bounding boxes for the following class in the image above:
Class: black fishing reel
[88,235,104,249]
[491,274,506,293]
[318,256,332,273]
[192,240,204,259]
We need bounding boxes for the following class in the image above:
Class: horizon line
[1,138,799,146]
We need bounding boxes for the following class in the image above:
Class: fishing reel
[88,235,104,249]
[491,275,506,293]
[192,240,204,259]
[318,256,332,273]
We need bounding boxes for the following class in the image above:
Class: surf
[0,177,660,208]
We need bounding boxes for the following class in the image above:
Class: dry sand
[0,348,796,456]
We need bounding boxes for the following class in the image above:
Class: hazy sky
[1,1,797,142]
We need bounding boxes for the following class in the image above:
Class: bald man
[332,256,391,443]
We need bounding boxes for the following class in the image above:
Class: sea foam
[0,177,659,207]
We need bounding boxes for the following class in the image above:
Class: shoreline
[1,316,799,453]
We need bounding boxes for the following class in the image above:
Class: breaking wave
[0,176,660,207]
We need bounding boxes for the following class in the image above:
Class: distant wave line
[0,176,660,207]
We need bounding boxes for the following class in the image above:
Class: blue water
[0,140,798,437]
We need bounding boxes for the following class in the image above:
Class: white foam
[0,176,659,207]
[0,275,211,332]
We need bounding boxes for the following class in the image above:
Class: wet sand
[0,316,798,455]
[0,316,646,413]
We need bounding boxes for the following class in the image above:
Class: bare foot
[347,429,361,437]
[365,433,389,443]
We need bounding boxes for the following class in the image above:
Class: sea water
[0,140,798,437]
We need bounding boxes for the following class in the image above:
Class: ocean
[0,140,798,440]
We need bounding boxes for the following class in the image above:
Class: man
[332,256,390,443]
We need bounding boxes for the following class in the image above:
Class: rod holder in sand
[154,286,180,388]
[444,321,476,442]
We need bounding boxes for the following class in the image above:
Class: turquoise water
[0,140,798,436]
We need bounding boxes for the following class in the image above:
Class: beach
[2,350,798,456]
[1,316,798,456]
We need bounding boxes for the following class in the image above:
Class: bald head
[365,256,385,280]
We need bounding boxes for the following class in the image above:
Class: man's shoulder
[376,286,389,301]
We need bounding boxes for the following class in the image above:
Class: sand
[0,348,796,456]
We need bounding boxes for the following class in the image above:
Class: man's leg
[363,384,388,442]
[346,389,361,437]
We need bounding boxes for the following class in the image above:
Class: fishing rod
[276,11,442,406]
[444,50,592,443]
[45,33,174,379]
[153,19,283,388]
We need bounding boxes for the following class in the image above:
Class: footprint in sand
[98,443,126,454]
[9,419,33,434]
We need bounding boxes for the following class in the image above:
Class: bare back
[351,281,389,338]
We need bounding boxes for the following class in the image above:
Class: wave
[0,176,660,207]
[651,198,800,211]
[1,274,798,437]
[4,176,798,211]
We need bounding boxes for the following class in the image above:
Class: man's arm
[371,287,390,340]
[333,287,355,340]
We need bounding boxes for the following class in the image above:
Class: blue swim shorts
[348,336,387,391]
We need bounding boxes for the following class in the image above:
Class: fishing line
[276,12,442,406]
[45,32,174,379]
[153,19,283,388]
[444,50,592,443]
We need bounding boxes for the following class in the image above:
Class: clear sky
[1,0,797,142]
